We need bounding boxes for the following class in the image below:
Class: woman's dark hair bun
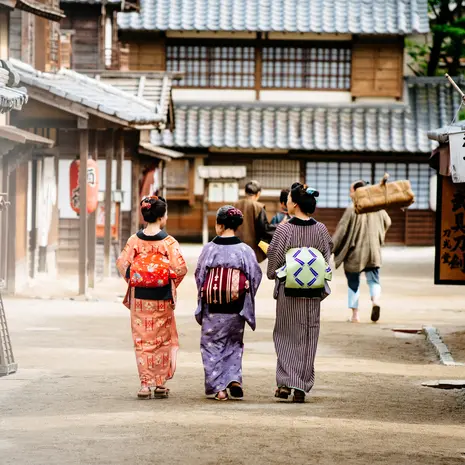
[290,182,318,215]
[140,195,167,223]
[216,205,244,231]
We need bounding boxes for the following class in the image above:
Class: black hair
[245,180,262,196]
[216,205,244,231]
[140,196,167,223]
[280,189,290,205]
[353,180,368,191]
[290,182,319,215]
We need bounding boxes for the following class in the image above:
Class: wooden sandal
[153,386,170,399]
[275,386,291,399]
[228,382,244,399]
[293,389,306,403]
[214,390,229,401]
[137,387,151,399]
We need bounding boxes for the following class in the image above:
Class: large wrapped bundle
[352,174,415,214]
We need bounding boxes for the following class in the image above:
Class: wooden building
[1,0,180,295]
[111,0,443,245]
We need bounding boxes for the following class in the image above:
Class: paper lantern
[69,158,99,215]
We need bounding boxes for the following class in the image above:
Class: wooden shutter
[351,42,403,98]
[128,40,166,71]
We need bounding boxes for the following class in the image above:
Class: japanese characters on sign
[436,175,465,284]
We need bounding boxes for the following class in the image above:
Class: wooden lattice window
[262,45,351,90]
[167,44,255,88]
[249,160,300,190]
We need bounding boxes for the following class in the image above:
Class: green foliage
[408,1,465,76]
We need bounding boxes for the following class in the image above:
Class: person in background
[332,180,391,324]
[116,196,188,399]
[195,206,262,401]
[271,189,291,225]
[235,180,276,263]
[267,183,333,403]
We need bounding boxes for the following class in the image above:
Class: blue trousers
[345,268,381,309]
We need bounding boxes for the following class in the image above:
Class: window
[306,162,433,209]
[167,45,255,88]
[262,45,351,90]
[249,160,300,190]
[375,162,433,210]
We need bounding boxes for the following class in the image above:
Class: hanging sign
[449,132,465,183]
[435,175,465,284]
[69,158,99,215]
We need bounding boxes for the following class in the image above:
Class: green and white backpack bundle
[276,247,332,289]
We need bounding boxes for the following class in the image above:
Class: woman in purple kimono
[195,206,262,401]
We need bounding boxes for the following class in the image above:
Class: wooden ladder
[0,290,17,376]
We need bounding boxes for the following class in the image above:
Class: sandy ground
[1,246,465,465]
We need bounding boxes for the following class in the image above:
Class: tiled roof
[60,0,120,4]
[118,0,429,34]
[0,61,28,113]
[10,60,171,128]
[87,71,178,129]
[151,79,461,154]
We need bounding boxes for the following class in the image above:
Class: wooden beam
[87,130,98,289]
[103,129,114,278]
[78,126,89,296]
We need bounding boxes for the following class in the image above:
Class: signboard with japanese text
[449,132,465,183]
[435,175,465,284]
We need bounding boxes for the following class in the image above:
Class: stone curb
[422,326,463,366]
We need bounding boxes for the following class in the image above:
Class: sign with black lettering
[435,175,465,284]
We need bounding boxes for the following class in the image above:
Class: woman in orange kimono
[117,196,187,399]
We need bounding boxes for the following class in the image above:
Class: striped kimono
[267,218,333,393]
[117,230,187,388]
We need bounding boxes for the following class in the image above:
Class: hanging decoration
[69,158,99,215]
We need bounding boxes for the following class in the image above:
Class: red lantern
[69,158,99,215]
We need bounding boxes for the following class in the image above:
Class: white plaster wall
[58,159,132,219]
[172,89,256,102]
[194,157,205,196]
[259,90,352,104]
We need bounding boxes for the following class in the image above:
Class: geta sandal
[228,382,244,399]
[275,386,291,399]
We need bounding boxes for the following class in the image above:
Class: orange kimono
[117,230,188,387]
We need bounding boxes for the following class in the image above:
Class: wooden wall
[61,8,101,70]
[15,163,28,262]
[128,40,166,71]
[351,40,404,99]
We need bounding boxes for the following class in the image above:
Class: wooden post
[87,131,98,288]
[78,124,89,296]
[116,130,124,248]
[131,157,140,234]
[103,129,114,278]
[202,181,209,245]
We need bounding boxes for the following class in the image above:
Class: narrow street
[1,247,465,465]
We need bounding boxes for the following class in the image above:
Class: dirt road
[1,247,465,465]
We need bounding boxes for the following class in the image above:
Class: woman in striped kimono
[267,183,333,403]
[117,196,187,399]
[195,206,262,401]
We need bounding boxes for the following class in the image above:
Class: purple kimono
[195,236,262,395]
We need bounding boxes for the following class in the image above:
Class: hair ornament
[306,187,320,198]
[141,195,158,210]
[226,207,243,218]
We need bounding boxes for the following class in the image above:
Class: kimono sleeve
[116,235,138,281]
[194,244,211,291]
[255,207,277,243]
[241,246,262,296]
[266,225,288,280]
[318,223,334,263]
[166,238,188,287]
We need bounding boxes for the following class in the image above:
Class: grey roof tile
[118,0,429,34]
[151,78,460,154]
[10,60,171,127]
[0,61,28,113]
